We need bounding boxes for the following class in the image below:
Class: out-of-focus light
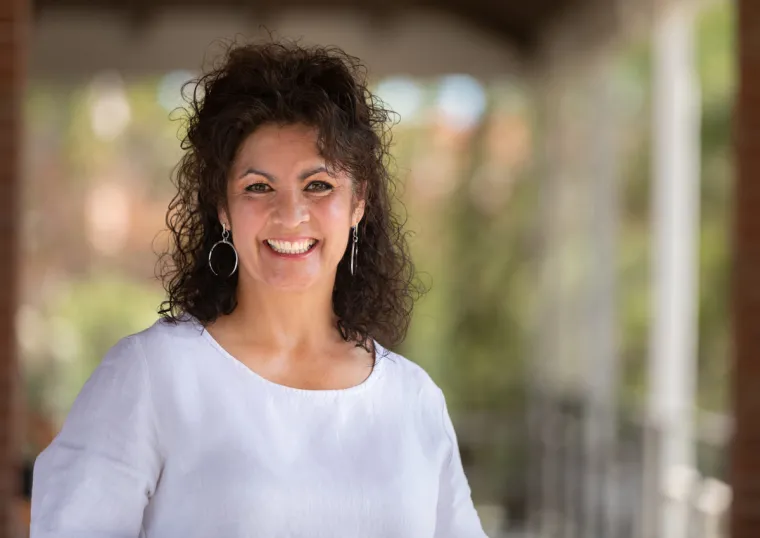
[88,71,131,141]
[435,75,486,130]
[375,77,424,124]
[158,70,197,112]
[86,182,131,256]
[17,305,47,360]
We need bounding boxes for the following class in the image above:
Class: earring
[350,225,359,276]
[208,222,239,278]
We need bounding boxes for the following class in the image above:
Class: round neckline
[189,316,386,397]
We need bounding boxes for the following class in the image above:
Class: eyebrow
[238,166,329,182]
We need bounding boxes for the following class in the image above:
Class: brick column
[0,0,24,535]
[731,1,760,537]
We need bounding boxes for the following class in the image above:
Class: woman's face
[222,123,365,293]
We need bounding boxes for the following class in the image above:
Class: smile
[265,239,318,255]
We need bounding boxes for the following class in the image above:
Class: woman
[31,41,487,537]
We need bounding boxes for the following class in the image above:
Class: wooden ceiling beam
[32,0,576,52]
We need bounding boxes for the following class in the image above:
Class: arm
[434,388,489,538]
[31,335,162,538]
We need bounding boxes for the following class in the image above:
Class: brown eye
[305,181,333,193]
[246,183,272,193]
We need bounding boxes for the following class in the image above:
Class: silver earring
[208,223,238,278]
[350,225,359,276]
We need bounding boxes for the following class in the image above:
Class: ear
[351,182,367,227]
[351,198,366,228]
[218,207,230,230]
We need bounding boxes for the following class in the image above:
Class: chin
[261,274,323,292]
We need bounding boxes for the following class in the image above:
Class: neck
[225,274,341,352]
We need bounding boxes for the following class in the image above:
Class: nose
[271,188,309,229]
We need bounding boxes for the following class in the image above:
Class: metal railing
[458,398,732,538]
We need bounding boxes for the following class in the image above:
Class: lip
[263,238,319,259]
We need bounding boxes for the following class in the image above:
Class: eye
[245,183,272,193]
[305,181,333,193]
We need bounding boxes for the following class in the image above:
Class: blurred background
[1,0,753,536]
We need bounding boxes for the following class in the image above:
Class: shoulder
[376,343,436,383]
[130,315,204,349]
[99,316,207,380]
[60,321,187,425]
[375,344,456,451]
[375,342,446,407]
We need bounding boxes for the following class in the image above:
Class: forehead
[234,123,321,167]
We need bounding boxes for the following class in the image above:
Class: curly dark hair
[158,40,423,351]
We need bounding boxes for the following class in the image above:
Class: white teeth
[266,239,316,254]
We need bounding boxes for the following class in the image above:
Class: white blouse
[31,318,488,538]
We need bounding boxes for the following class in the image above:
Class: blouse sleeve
[31,335,163,538]
[434,388,489,538]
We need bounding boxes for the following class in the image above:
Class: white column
[648,1,701,537]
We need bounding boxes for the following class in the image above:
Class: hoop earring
[208,223,238,278]
[350,225,359,276]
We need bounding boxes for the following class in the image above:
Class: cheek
[315,191,355,225]
[228,200,267,235]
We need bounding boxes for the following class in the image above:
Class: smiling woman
[29,41,489,538]
[158,42,418,352]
